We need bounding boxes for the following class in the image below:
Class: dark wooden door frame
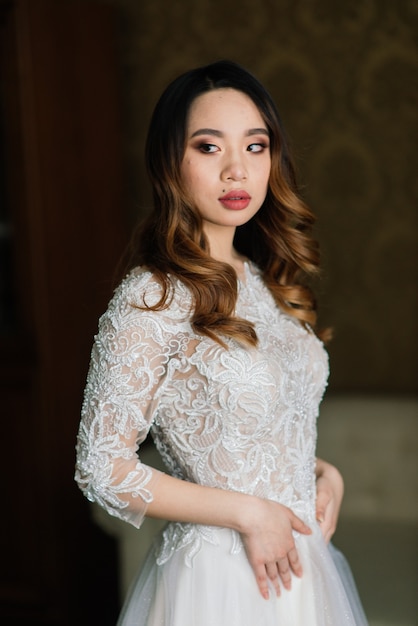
[0,1,129,622]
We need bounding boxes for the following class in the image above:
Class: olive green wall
[104,0,417,393]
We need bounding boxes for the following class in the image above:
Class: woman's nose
[221,154,247,181]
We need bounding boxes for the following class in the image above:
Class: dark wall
[104,0,417,392]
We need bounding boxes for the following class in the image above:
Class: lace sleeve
[75,271,180,528]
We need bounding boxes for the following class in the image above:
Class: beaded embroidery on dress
[75,262,368,625]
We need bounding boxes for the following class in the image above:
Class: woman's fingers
[257,560,289,599]
[277,557,292,590]
[241,499,311,599]
[265,562,281,597]
[287,546,303,578]
[276,546,303,590]
[290,511,312,536]
[315,459,344,542]
[315,484,329,524]
[261,548,302,599]
[315,480,338,542]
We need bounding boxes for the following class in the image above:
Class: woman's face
[180,88,271,240]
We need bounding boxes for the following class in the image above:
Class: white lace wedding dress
[75,262,368,625]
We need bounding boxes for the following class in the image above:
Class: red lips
[218,190,251,210]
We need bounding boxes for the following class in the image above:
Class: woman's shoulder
[104,266,193,326]
[114,266,164,307]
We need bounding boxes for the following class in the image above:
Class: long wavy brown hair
[129,60,328,346]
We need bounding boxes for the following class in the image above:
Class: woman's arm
[145,471,312,600]
[147,459,344,596]
[315,457,344,543]
[75,275,311,600]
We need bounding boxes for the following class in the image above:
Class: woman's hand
[240,498,311,600]
[315,458,344,543]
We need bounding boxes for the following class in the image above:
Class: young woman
[75,61,368,625]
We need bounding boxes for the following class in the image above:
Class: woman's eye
[199,143,219,153]
[248,143,268,153]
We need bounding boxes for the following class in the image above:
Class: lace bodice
[75,262,329,532]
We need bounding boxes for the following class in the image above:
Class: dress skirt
[117,523,368,626]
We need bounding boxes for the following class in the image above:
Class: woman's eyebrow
[247,128,269,137]
[190,127,269,138]
[190,128,223,138]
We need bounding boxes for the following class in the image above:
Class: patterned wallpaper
[103,0,417,392]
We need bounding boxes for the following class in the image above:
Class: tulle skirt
[117,522,368,626]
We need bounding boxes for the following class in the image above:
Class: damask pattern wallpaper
[104,0,417,392]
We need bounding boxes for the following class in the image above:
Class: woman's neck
[204,224,236,263]
[204,225,247,279]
